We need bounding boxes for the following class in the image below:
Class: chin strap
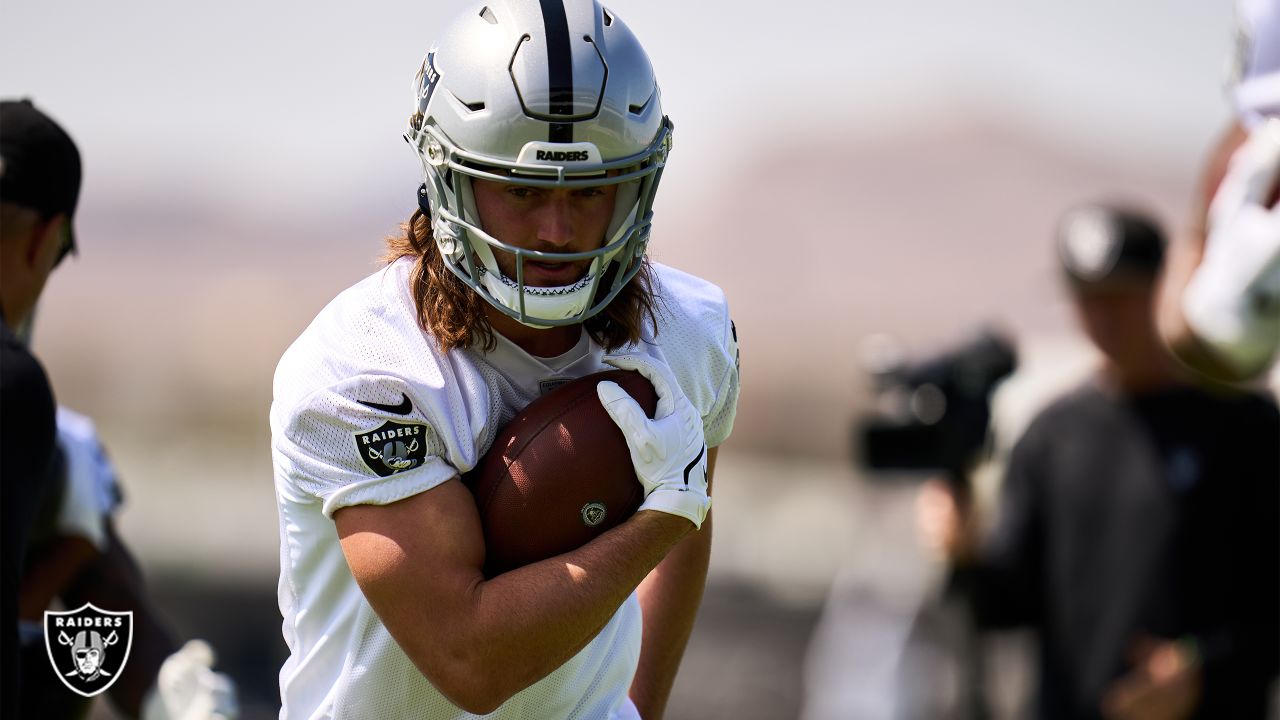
[417,183,431,216]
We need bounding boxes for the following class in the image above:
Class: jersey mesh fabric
[271,257,739,718]
[645,264,740,446]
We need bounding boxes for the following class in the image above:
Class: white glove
[141,640,239,720]
[1183,117,1280,376]
[596,354,711,529]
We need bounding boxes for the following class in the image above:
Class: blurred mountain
[656,115,1195,457]
[34,111,1199,462]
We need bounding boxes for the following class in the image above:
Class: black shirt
[0,317,57,716]
[971,381,1279,720]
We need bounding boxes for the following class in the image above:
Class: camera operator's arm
[1102,399,1279,719]
[916,479,980,565]
[1182,399,1279,709]
[968,429,1047,629]
[918,426,1046,629]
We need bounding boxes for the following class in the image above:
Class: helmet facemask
[411,120,670,328]
[404,0,671,328]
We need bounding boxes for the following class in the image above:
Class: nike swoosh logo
[683,444,707,486]
[357,393,413,416]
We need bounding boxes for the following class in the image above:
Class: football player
[1160,0,1280,383]
[269,2,739,718]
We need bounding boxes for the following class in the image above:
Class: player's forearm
[404,510,693,712]
[1169,117,1280,382]
[630,509,712,720]
[1163,320,1272,384]
[479,510,689,659]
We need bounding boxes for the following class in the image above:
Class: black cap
[1,99,81,254]
[1056,204,1165,288]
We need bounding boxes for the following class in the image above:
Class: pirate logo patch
[356,420,431,477]
[44,603,133,697]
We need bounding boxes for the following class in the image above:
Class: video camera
[856,329,1017,484]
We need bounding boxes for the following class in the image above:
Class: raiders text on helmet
[405,0,672,327]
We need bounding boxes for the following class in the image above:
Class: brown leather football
[463,369,658,577]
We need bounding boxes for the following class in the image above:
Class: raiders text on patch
[355,420,431,477]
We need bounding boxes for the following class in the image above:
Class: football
[463,369,658,577]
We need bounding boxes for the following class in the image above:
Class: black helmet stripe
[538,0,574,142]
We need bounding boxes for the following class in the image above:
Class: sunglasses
[52,220,76,268]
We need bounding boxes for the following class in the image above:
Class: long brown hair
[383,208,660,353]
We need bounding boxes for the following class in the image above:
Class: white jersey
[55,406,122,552]
[270,257,739,719]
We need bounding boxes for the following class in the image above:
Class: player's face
[1074,283,1158,367]
[471,179,618,287]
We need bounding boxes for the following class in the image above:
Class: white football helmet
[1233,0,1280,127]
[406,0,672,328]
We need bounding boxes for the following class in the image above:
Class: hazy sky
[3,0,1255,467]
[2,0,1239,221]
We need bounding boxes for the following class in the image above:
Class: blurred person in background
[918,204,1279,719]
[1,99,237,720]
[1160,0,1280,384]
[2,97,81,717]
[269,1,738,718]
[16,406,239,720]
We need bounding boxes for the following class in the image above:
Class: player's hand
[141,639,240,720]
[1206,118,1280,232]
[597,354,710,529]
[1183,118,1280,374]
[1100,636,1201,720]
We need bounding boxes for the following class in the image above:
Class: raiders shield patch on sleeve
[355,420,432,477]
